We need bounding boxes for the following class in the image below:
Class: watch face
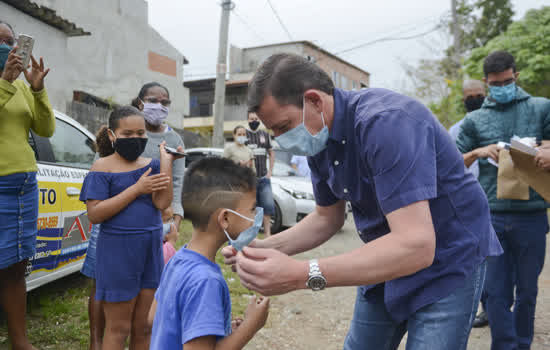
[308,276,326,291]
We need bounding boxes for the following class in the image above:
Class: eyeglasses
[143,97,171,107]
[0,37,15,46]
[488,78,515,87]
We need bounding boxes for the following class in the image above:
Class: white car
[184,148,317,232]
[27,110,96,290]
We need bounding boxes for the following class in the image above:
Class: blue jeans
[81,224,100,279]
[343,261,486,350]
[486,211,548,350]
[257,177,275,216]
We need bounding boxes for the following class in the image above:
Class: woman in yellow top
[223,125,256,174]
[0,21,55,350]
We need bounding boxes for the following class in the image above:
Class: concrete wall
[229,42,370,90]
[1,2,70,112]
[4,0,189,129]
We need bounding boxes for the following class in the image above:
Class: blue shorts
[0,172,38,270]
[95,230,163,303]
[81,224,100,279]
[257,177,275,216]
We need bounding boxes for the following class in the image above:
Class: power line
[266,0,293,41]
[233,9,266,42]
[334,25,442,56]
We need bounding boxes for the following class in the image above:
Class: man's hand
[475,144,501,162]
[266,170,272,179]
[24,55,50,92]
[235,248,308,296]
[535,146,550,171]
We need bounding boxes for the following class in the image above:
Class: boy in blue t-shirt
[149,157,270,349]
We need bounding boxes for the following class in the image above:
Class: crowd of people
[1,18,550,350]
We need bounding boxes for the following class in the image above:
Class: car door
[48,118,96,277]
[26,115,96,291]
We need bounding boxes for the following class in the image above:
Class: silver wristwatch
[306,259,327,291]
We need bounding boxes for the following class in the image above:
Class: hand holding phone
[159,144,186,157]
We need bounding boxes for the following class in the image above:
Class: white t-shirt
[291,155,311,178]
[449,119,479,178]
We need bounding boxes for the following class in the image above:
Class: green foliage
[465,6,550,98]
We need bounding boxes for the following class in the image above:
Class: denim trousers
[343,261,486,350]
[486,211,548,350]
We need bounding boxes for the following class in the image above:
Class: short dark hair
[0,21,15,36]
[95,106,144,157]
[131,82,170,108]
[182,157,256,230]
[483,51,516,77]
[247,53,334,113]
[233,125,246,134]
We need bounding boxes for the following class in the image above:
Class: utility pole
[451,0,461,75]
[212,0,234,148]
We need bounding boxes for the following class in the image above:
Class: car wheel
[270,201,283,234]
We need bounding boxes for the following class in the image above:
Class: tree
[465,6,550,98]
[403,0,515,128]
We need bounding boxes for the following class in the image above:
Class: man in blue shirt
[224,53,502,349]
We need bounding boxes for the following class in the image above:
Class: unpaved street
[246,218,550,350]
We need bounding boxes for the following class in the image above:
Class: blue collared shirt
[309,88,502,322]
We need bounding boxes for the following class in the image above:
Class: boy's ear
[217,209,229,231]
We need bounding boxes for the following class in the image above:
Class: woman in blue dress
[80,106,183,350]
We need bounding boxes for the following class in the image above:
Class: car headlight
[280,186,315,200]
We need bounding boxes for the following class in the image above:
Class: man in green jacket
[457,51,550,350]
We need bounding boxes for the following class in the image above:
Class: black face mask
[464,95,485,112]
[113,137,148,161]
[249,120,260,131]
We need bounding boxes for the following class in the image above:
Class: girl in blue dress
[80,106,183,350]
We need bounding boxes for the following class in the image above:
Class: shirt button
[342,140,346,145]
[334,160,340,166]
[20,204,24,209]
[20,191,24,195]
[344,188,349,194]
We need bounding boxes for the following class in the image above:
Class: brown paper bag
[510,148,550,202]
[497,149,530,200]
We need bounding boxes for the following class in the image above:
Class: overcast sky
[146,0,548,92]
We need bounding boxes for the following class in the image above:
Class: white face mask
[235,136,248,145]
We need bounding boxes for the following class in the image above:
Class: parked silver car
[184,148,317,232]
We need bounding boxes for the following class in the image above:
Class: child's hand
[231,317,244,332]
[165,222,179,244]
[159,141,185,161]
[135,168,171,195]
[243,295,270,332]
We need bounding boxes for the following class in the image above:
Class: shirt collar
[330,88,349,142]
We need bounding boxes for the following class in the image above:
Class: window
[49,119,96,169]
[352,81,358,91]
[332,71,339,87]
[199,103,211,116]
[341,75,348,89]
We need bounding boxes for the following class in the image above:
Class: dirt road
[246,218,550,350]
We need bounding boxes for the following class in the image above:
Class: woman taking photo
[0,21,55,349]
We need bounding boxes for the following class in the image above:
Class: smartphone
[161,145,186,157]
[16,34,34,69]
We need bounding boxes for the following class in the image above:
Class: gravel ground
[245,218,550,350]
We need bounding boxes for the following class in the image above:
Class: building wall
[303,45,370,90]
[4,0,189,129]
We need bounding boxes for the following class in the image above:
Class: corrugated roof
[2,0,90,37]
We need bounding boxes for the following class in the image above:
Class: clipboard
[509,140,550,202]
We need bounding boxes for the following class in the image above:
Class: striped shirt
[246,129,272,177]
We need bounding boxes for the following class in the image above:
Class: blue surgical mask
[142,100,169,126]
[275,99,329,156]
[224,207,263,251]
[0,44,12,72]
[489,82,517,104]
